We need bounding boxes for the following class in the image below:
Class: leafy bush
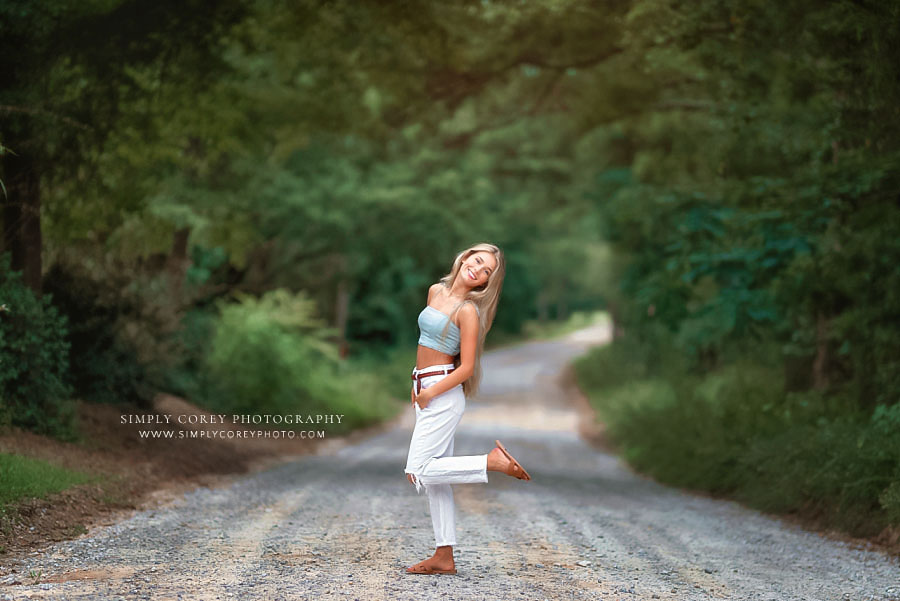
[0,256,76,440]
[349,343,419,402]
[199,289,399,432]
[159,306,218,402]
[576,339,900,534]
[42,261,154,406]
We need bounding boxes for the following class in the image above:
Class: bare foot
[486,447,511,473]
[487,442,531,480]
[406,546,456,574]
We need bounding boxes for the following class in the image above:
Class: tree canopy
[1,0,897,408]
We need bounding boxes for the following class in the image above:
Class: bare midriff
[416,345,457,371]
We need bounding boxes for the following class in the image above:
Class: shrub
[159,306,218,401]
[0,256,76,440]
[42,261,154,406]
[199,289,399,432]
[577,337,900,533]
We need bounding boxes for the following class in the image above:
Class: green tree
[0,0,248,295]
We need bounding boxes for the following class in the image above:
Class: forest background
[1,0,898,545]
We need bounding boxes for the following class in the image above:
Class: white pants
[405,364,489,547]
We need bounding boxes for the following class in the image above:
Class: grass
[0,452,98,509]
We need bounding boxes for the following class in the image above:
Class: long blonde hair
[437,243,505,398]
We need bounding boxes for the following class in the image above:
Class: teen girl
[404,242,531,575]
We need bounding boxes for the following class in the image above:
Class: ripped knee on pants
[406,471,426,493]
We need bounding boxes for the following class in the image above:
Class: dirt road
[1,324,897,600]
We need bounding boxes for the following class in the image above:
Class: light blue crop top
[417,306,461,355]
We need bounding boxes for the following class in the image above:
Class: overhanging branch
[0,105,93,131]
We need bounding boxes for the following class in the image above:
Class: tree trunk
[537,290,549,322]
[812,311,829,391]
[241,240,275,294]
[2,152,42,296]
[557,296,568,322]
[607,300,625,339]
[335,277,350,359]
[166,227,192,308]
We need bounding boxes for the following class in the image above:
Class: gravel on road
[1,324,897,600]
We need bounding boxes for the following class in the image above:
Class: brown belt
[411,367,456,395]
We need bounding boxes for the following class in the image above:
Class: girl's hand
[415,387,434,410]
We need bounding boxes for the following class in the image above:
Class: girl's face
[458,251,498,290]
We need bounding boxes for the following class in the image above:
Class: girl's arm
[415,303,478,406]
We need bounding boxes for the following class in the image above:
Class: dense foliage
[201,289,398,431]
[592,0,900,406]
[571,1,900,535]
[1,0,897,536]
[0,259,75,439]
[575,337,900,535]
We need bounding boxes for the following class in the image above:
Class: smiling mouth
[467,268,476,281]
